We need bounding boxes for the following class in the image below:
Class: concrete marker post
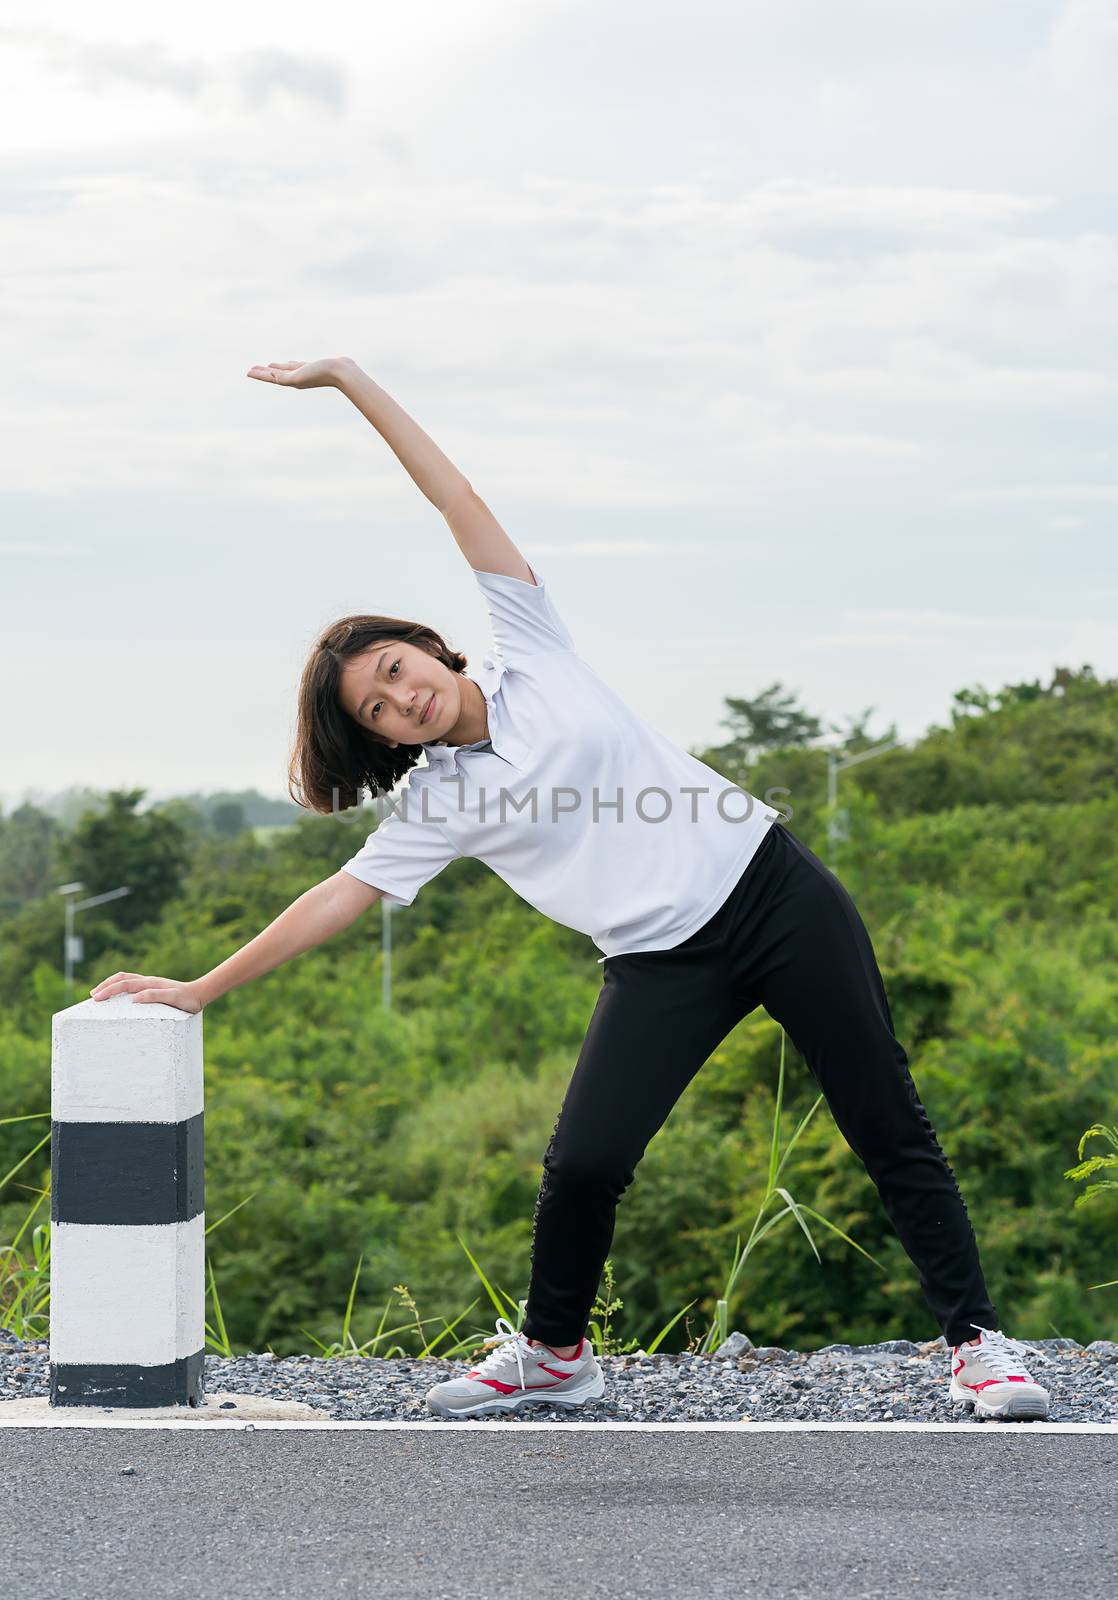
[49,992,205,1407]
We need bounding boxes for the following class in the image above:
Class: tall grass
[1064,1122,1118,1291]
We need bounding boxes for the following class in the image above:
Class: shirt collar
[420,652,527,770]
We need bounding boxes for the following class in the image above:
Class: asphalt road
[4,1426,1114,1598]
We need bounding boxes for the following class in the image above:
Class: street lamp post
[382,896,393,1011]
[56,882,132,1001]
[825,739,904,868]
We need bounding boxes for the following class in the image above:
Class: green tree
[211,801,248,839]
[699,682,824,776]
[829,705,899,756]
[0,803,59,914]
[55,788,192,933]
[152,797,210,844]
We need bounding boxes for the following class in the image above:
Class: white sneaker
[425,1317,606,1419]
[948,1325,1052,1420]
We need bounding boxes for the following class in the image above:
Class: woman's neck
[435,675,490,747]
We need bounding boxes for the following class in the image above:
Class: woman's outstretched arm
[246,357,535,583]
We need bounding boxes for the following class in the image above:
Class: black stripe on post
[50,1350,204,1408]
[51,1112,204,1225]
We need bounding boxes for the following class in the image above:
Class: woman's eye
[370,660,401,721]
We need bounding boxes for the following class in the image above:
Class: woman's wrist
[331,356,363,390]
[192,974,222,1009]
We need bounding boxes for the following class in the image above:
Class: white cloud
[233,51,346,111]
[0,541,89,555]
[840,609,1055,632]
[529,540,697,557]
[1037,0,1118,98]
[0,24,347,110]
[1062,617,1118,666]
[801,605,1075,654]
[948,484,1118,504]
[0,24,211,98]
[804,629,948,651]
[784,335,1116,407]
[814,78,869,131]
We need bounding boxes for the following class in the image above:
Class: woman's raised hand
[245,357,354,390]
[89,972,206,1012]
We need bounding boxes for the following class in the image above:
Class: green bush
[3,673,1117,1353]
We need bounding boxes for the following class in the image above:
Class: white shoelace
[472,1316,533,1389]
[966,1323,1052,1375]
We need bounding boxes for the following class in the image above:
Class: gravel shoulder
[5,1330,1117,1422]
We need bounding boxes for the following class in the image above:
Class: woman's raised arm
[246,357,534,582]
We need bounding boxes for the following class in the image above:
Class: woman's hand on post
[89,973,206,1013]
[245,357,356,390]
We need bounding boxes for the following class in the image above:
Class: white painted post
[49,992,205,1408]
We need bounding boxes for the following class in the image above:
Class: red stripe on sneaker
[474,1376,571,1394]
[958,1375,1030,1394]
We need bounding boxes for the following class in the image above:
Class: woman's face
[338,639,465,749]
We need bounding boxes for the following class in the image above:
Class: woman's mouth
[420,693,435,725]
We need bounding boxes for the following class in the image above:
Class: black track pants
[522,821,998,1350]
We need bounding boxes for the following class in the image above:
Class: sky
[2,0,1116,810]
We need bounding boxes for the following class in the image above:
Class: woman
[91,356,1052,1423]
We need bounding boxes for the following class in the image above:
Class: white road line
[1,1418,1114,1432]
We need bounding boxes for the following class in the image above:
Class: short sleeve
[473,564,575,664]
[340,780,459,906]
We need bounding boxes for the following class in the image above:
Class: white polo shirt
[341,566,780,963]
